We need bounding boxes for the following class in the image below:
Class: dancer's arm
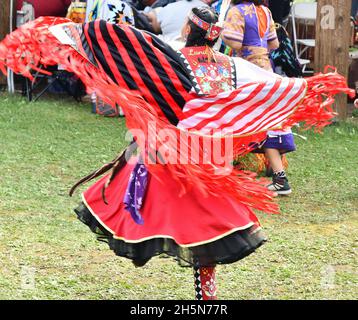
[221,7,244,51]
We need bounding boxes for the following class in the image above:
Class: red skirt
[76,157,267,267]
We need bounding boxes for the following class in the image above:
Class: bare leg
[193,266,217,300]
[264,148,284,172]
[91,92,97,113]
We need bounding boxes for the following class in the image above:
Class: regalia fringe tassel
[0,17,354,215]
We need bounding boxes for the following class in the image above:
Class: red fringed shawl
[0,17,354,214]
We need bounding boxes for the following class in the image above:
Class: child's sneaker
[267,171,292,195]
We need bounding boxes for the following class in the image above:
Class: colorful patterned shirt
[222,3,277,71]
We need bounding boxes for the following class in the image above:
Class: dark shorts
[254,133,296,154]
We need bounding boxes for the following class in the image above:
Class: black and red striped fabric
[72,21,306,137]
[0,16,354,214]
[1,17,353,137]
[82,20,193,125]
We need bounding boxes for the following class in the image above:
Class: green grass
[0,93,357,300]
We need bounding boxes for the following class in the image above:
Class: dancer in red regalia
[0,4,354,300]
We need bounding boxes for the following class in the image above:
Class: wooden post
[0,0,12,40]
[315,0,352,120]
[0,0,13,86]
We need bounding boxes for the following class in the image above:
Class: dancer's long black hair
[185,7,219,48]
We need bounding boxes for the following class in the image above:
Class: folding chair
[23,66,84,102]
[290,2,317,74]
[15,2,83,102]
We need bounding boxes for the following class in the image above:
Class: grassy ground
[0,93,357,300]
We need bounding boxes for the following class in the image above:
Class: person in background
[66,0,87,23]
[352,0,358,18]
[16,0,72,18]
[87,0,136,116]
[145,0,207,43]
[151,0,177,9]
[128,0,157,11]
[222,0,294,195]
[87,0,135,24]
[222,0,278,70]
[87,0,154,31]
[266,0,291,26]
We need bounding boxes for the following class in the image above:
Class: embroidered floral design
[242,4,255,18]
[202,81,212,93]
[201,271,217,297]
[221,82,231,91]
[195,66,207,78]
[180,47,234,95]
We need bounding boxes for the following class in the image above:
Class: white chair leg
[298,46,310,58]
[7,68,15,94]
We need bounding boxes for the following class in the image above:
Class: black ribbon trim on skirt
[74,202,267,268]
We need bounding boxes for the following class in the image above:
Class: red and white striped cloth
[178,76,307,136]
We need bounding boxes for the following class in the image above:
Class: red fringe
[284,67,355,131]
[0,18,353,214]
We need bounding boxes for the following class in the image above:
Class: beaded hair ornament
[188,0,231,41]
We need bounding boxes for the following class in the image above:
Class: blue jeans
[353,0,358,17]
